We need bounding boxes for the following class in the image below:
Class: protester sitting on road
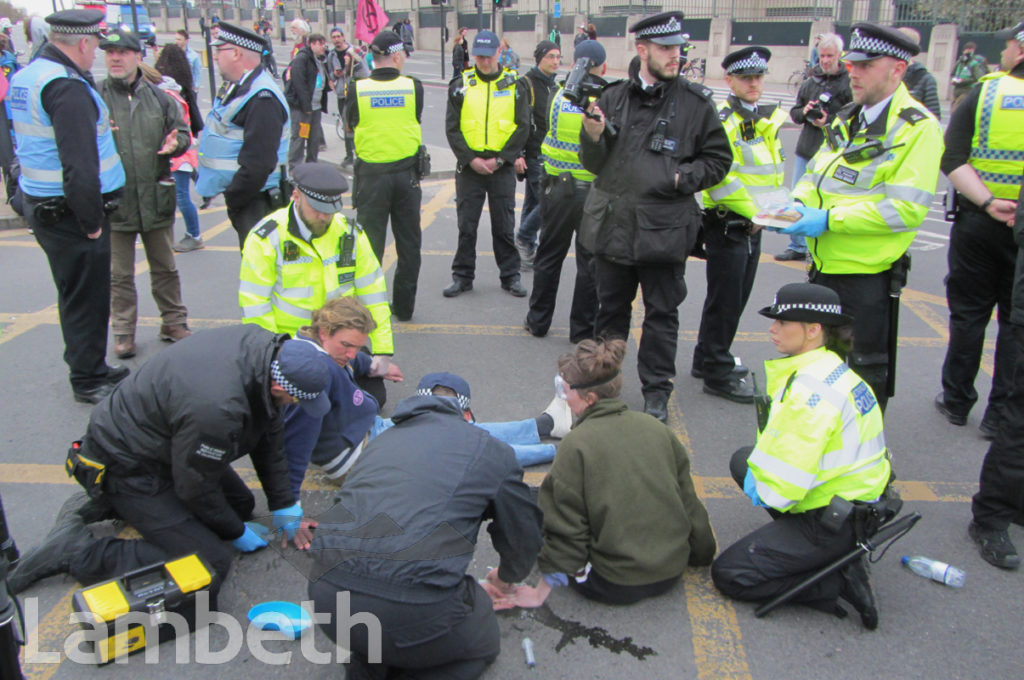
[486,338,716,608]
[711,283,894,629]
[284,298,571,497]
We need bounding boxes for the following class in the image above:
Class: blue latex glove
[245,521,272,541]
[232,524,269,552]
[743,469,769,509]
[273,501,303,541]
[780,206,829,238]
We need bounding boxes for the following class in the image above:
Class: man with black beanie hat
[514,40,561,269]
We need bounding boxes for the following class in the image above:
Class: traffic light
[493,0,513,7]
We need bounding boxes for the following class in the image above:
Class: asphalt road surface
[0,32,1018,680]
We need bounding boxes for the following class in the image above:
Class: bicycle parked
[680,38,705,84]
[787,59,813,94]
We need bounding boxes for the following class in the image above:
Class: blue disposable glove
[743,469,769,509]
[273,501,303,541]
[780,206,829,238]
[245,521,272,541]
[232,524,269,552]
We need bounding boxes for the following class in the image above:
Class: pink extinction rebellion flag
[355,0,389,44]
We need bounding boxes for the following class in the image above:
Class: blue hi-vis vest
[196,70,289,197]
[8,57,125,198]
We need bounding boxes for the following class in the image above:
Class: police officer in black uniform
[346,30,425,322]
[8,10,129,404]
[578,12,732,422]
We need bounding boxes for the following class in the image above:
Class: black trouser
[69,467,256,607]
[972,323,1024,530]
[711,447,856,608]
[693,219,761,385]
[526,175,597,341]
[355,165,422,320]
[594,256,687,397]
[27,195,113,391]
[809,268,891,411]
[451,164,520,285]
[309,575,499,680]
[570,569,680,606]
[227,192,272,249]
[941,208,1017,425]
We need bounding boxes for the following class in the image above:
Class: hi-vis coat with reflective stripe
[794,84,944,274]
[238,205,393,354]
[969,71,1024,200]
[702,98,787,218]
[748,347,890,514]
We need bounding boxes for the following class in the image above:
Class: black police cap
[99,29,142,53]
[844,23,920,63]
[370,30,404,56]
[994,20,1024,43]
[210,21,267,54]
[45,9,106,36]
[722,46,772,75]
[629,12,686,46]
[292,163,348,214]
[758,283,853,326]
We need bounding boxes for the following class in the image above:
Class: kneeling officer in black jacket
[8,326,329,603]
[308,373,543,680]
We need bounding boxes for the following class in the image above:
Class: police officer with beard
[578,12,732,422]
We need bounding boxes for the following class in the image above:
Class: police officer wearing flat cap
[693,47,787,404]
[579,11,732,422]
[240,162,395,405]
[785,22,944,411]
[713,283,894,630]
[444,29,531,299]
[346,29,425,321]
[935,19,1024,447]
[197,21,289,248]
[8,10,128,404]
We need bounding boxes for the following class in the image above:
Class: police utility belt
[31,192,122,226]
[704,205,752,234]
[815,484,902,542]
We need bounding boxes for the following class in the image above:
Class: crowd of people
[2,8,1024,679]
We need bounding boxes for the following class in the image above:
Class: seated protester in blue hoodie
[284,298,572,497]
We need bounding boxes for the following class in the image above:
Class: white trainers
[544,396,573,439]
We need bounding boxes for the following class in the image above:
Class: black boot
[8,495,97,594]
[839,556,878,630]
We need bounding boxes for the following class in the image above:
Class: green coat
[100,72,189,232]
[537,398,716,586]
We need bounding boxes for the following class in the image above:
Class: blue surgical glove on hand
[272,501,303,541]
[245,521,272,541]
[743,469,769,509]
[232,524,269,552]
[781,206,829,238]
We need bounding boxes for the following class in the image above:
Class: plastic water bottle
[901,555,966,587]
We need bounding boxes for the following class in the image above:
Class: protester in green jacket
[486,338,716,607]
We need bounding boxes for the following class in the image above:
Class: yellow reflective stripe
[270,295,313,321]
[241,303,273,318]
[359,291,389,306]
[239,280,272,297]
[707,178,743,202]
[353,270,382,289]
[748,447,818,492]
[820,432,887,472]
[754,480,797,510]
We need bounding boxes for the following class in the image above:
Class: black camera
[806,91,833,122]
[562,57,604,110]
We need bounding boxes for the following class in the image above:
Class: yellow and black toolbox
[71,553,213,664]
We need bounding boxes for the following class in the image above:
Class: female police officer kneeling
[711,283,891,629]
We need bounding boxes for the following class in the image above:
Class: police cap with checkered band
[210,21,268,54]
[758,283,853,325]
[45,9,106,37]
[292,163,348,214]
[843,22,920,63]
[371,29,404,56]
[722,46,772,75]
[994,19,1024,44]
[629,12,687,46]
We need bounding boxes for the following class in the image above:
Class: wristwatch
[979,195,996,211]
[495,157,505,169]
